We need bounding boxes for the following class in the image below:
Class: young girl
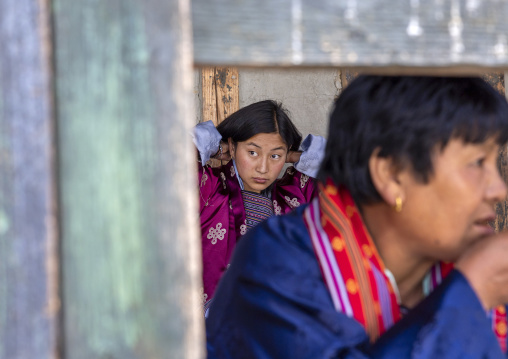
[193,100,325,310]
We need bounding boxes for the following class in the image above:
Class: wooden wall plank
[496,143,508,232]
[481,73,508,233]
[215,67,239,123]
[53,0,204,357]
[200,67,239,166]
[201,67,218,125]
[200,67,239,125]
[193,0,508,72]
[339,69,359,90]
[483,73,505,95]
[0,0,59,358]
[201,66,221,167]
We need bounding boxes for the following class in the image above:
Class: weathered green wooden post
[52,0,203,358]
[0,0,59,358]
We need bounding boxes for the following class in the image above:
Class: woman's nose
[488,168,508,204]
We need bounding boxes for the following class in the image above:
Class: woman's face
[230,132,288,193]
[396,137,507,262]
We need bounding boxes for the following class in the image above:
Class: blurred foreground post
[53,0,204,357]
[0,0,59,357]
[0,0,204,357]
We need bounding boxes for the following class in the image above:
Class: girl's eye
[474,157,485,167]
[271,154,281,159]
[249,151,257,156]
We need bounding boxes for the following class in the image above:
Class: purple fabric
[198,161,318,303]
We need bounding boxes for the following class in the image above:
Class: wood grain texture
[0,0,60,358]
[481,73,508,233]
[200,67,239,125]
[496,142,508,233]
[53,0,204,357]
[193,0,508,71]
[215,67,239,123]
[339,69,359,90]
[482,73,505,95]
[200,67,239,166]
[201,67,218,125]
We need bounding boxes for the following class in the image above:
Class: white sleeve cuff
[192,121,222,165]
[294,134,326,178]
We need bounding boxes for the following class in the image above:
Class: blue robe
[206,205,507,358]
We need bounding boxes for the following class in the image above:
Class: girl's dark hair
[216,100,302,151]
[318,75,508,206]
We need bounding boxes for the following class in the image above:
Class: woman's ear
[368,149,404,207]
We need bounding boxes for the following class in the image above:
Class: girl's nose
[257,157,268,173]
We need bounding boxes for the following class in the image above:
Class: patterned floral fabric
[198,160,317,304]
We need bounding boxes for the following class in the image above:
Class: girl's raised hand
[286,151,302,163]
[214,141,231,161]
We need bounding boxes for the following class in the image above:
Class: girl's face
[230,132,288,193]
[394,137,507,262]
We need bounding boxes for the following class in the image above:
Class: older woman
[193,100,325,311]
[206,76,508,358]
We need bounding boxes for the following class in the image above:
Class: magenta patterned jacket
[198,160,318,305]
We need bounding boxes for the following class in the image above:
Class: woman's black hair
[318,75,508,206]
[216,100,302,151]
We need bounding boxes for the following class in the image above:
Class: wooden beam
[193,0,508,71]
[0,0,60,358]
[53,0,204,357]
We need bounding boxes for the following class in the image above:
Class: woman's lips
[473,217,496,236]
[253,177,268,184]
[475,223,495,235]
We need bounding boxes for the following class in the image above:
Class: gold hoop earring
[394,196,403,213]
